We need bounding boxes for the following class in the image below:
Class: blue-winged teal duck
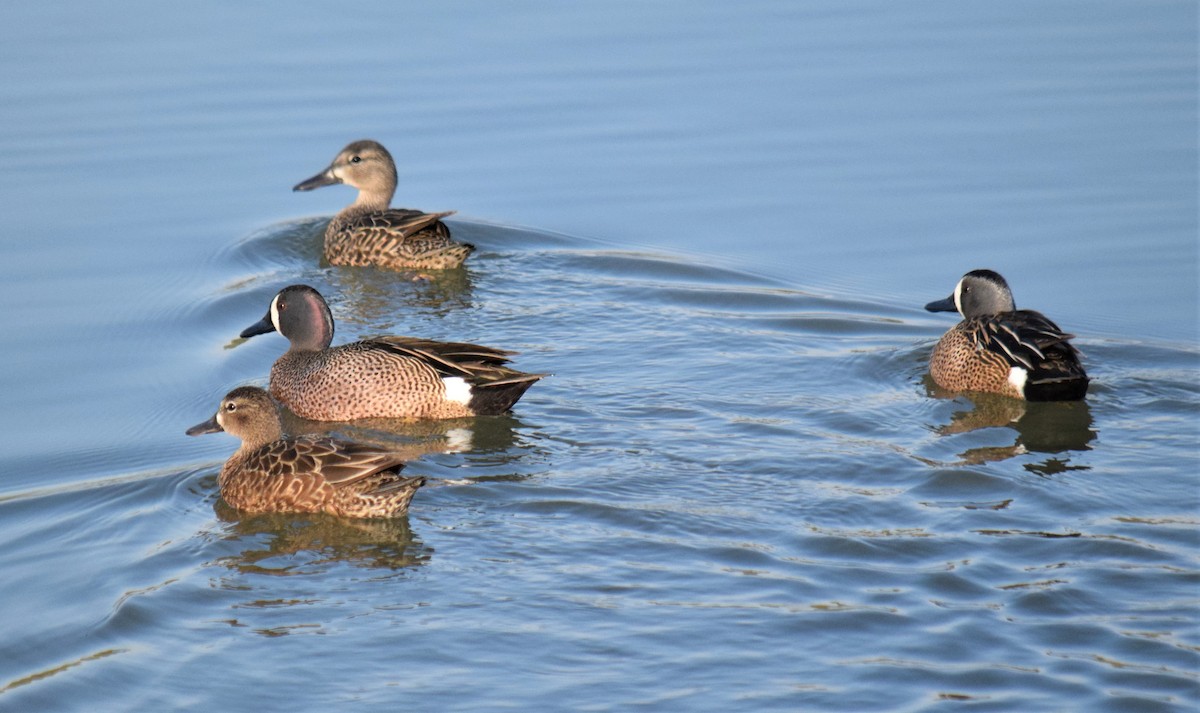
[925,269,1089,401]
[240,284,545,421]
[293,139,475,270]
[186,386,425,517]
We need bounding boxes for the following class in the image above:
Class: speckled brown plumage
[186,386,425,517]
[325,208,472,271]
[240,285,545,421]
[294,139,474,271]
[925,269,1088,402]
[929,324,1024,399]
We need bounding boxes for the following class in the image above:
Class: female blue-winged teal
[240,284,545,421]
[293,139,474,270]
[186,386,425,517]
[925,269,1089,401]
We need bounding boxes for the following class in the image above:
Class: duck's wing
[243,437,409,490]
[969,310,1080,372]
[341,209,455,240]
[365,335,531,380]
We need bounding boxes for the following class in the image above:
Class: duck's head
[925,269,1016,319]
[186,385,283,448]
[240,284,336,352]
[293,139,397,209]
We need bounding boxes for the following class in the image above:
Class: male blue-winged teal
[186,386,425,517]
[293,139,474,270]
[240,284,545,421]
[925,269,1089,401]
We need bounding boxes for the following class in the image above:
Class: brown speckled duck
[240,284,545,421]
[293,139,474,270]
[186,386,425,517]
[925,269,1089,401]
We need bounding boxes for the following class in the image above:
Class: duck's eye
[224,402,237,412]
[277,300,286,311]
[350,155,362,164]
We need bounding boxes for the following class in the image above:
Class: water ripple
[2,217,1196,711]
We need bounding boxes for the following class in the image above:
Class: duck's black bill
[293,169,340,192]
[924,295,957,313]
[186,414,224,437]
[240,314,277,339]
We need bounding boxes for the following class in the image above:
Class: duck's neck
[235,422,283,453]
[351,187,394,212]
[284,327,331,353]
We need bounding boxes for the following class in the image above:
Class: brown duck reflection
[324,258,474,326]
[212,503,430,574]
[278,409,525,457]
[924,376,1095,473]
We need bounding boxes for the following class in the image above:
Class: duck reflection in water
[924,377,1096,474]
[324,255,475,322]
[278,409,526,458]
[212,505,430,575]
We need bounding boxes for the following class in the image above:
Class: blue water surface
[0,2,1196,711]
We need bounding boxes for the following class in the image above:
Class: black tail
[469,375,544,415]
[1024,342,1089,402]
[1025,375,1090,402]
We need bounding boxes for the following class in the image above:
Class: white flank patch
[442,376,472,405]
[1008,366,1028,396]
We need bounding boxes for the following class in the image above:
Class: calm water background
[1,2,1197,711]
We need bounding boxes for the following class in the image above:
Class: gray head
[925,269,1017,318]
[292,139,398,210]
[186,385,284,450]
[239,284,336,352]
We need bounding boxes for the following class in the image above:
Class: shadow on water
[923,377,1096,473]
